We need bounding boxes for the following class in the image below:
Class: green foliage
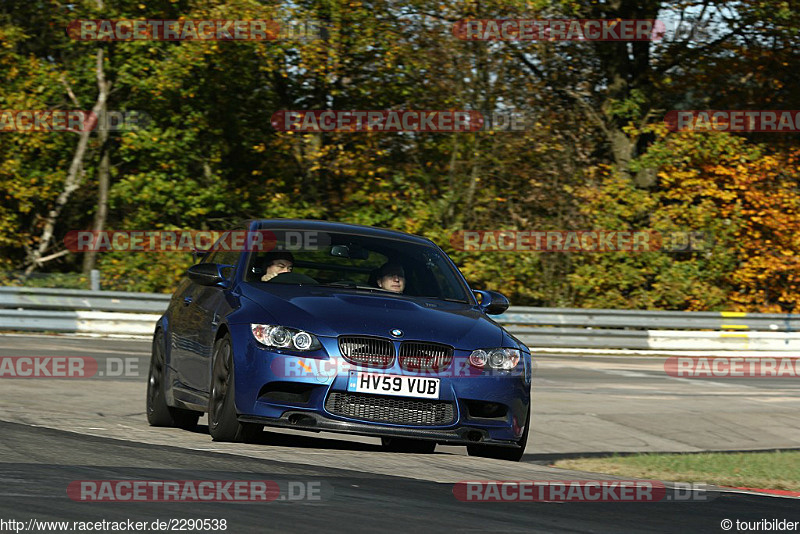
[0,0,798,310]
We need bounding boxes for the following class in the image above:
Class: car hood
[238,283,504,349]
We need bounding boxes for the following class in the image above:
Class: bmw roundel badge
[391,329,403,337]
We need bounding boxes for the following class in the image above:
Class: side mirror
[187,263,226,286]
[473,289,510,315]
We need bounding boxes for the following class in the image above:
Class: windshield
[244,229,472,303]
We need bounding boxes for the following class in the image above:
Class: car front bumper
[238,411,522,447]
[231,324,531,445]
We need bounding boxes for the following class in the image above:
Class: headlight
[468,349,488,368]
[251,324,321,351]
[292,331,313,350]
[468,348,520,370]
[269,326,291,347]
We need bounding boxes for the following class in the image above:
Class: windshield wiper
[419,295,469,304]
[324,282,392,292]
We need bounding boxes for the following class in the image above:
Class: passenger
[260,251,294,282]
[376,262,405,293]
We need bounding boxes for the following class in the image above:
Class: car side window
[201,230,243,280]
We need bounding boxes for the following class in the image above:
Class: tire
[146,330,174,426]
[381,437,436,454]
[208,335,262,443]
[147,329,202,430]
[467,404,530,462]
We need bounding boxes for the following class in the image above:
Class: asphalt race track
[0,334,798,532]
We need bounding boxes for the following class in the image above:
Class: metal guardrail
[496,306,800,332]
[0,287,797,350]
[0,309,161,335]
[496,307,799,351]
[0,287,171,313]
[0,287,167,336]
[504,326,800,351]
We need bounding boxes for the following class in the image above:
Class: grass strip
[555,451,800,492]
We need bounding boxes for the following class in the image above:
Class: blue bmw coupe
[147,220,532,461]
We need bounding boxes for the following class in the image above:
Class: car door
[168,275,195,389]
[174,241,241,395]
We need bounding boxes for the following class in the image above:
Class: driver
[376,262,405,293]
[261,251,294,282]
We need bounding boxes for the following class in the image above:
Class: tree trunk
[81,130,110,276]
[82,54,111,276]
[24,48,110,276]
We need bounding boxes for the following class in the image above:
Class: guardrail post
[90,269,100,291]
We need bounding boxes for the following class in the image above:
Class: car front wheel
[208,335,262,442]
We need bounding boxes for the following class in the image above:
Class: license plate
[347,371,440,399]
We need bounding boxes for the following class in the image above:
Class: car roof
[248,219,436,247]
